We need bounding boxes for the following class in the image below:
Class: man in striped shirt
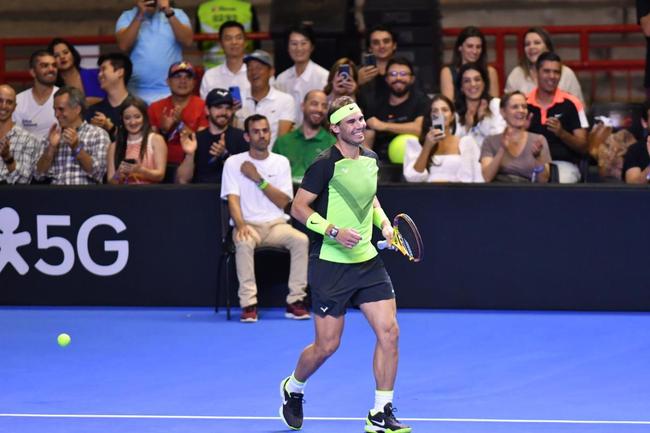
[35,87,110,185]
[0,84,42,184]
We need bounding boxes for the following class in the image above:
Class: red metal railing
[0,25,645,101]
[443,24,645,101]
[0,32,271,83]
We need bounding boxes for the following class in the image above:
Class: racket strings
[399,233,414,259]
[396,215,423,262]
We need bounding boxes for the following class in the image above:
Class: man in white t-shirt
[220,114,309,323]
[199,20,251,102]
[12,50,59,140]
[235,50,295,149]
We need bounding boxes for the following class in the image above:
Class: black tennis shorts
[308,254,395,317]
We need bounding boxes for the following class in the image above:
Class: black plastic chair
[216,199,290,320]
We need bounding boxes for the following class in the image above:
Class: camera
[337,64,350,80]
[228,86,241,104]
[362,53,376,67]
[431,113,444,132]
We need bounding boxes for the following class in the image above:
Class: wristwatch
[328,226,339,239]
[164,8,175,18]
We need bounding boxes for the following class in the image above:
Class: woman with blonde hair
[504,27,584,103]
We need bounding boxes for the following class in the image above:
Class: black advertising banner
[2,184,650,311]
[0,185,221,306]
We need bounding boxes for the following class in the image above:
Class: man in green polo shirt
[273,90,336,182]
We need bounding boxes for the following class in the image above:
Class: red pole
[494,30,506,96]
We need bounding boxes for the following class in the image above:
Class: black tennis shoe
[279,377,304,430]
[365,402,412,433]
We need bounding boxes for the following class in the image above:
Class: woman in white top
[440,26,500,101]
[403,94,483,183]
[504,27,584,103]
[107,96,167,184]
[274,24,329,125]
[455,63,506,148]
[480,91,552,182]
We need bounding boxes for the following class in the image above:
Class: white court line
[0,414,649,425]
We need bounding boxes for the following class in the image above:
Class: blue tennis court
[1,307,649,433]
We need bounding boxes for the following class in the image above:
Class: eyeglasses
[388,71,411,78]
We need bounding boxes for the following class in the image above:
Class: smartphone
[228,86,241,104]
[431,113,445,136]
[362,53,376,67]
[337,64,350,80]
[144,0,157,6]
[123,158,137,164]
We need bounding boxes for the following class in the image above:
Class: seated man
[196,3,257,70]
[273,90,335,182]
[148,61,208,165]
[12,50,58,140]
[526,52,589,183]
[220,114,309,323]
[623,100,650,183]
[363,57,428,163]
[199,20,251,101]
[176,88,248,184]
[357,24,398,112]
[35,87,109,185]
[235,50,295,148]
[0,84,42,184]
[86,53,133,141]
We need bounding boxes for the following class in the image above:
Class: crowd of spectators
[3,0,650,321]
[2,0,650,188]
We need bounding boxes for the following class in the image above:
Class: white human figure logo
[0,207,32,275]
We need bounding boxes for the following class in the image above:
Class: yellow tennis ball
[57,333,71,347]
[388,134,417,164]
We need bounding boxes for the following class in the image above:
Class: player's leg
[295,313,345,380]
[360,298,399,391]
[360,298,411,433]
[280,314,345,430]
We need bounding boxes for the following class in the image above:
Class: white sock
[286,372,306,394]
[372,389,393,414]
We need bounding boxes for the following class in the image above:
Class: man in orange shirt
[148,61,208,165]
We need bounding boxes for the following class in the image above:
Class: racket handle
[377,240,391,250]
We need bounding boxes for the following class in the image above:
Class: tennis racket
[377,213,423,262]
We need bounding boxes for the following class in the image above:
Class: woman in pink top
[107,96,167,184]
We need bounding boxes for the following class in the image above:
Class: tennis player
[279,96,412,433]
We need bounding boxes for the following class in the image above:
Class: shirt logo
[0,207,31,275]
